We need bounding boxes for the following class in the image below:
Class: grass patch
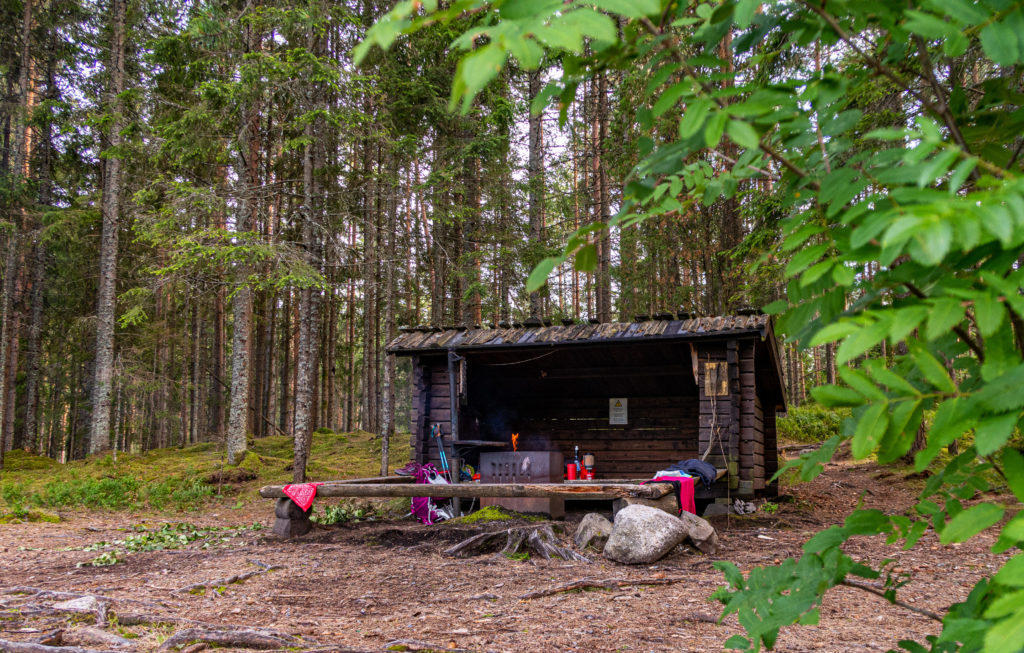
[0,430,411,514]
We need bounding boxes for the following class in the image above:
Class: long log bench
[260,474,722,537]
[262,480,680,537]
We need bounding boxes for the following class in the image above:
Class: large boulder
[574,513,613,551]
[604,504,720,564]
[604,505,690,564]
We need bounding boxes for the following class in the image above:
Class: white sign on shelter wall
[609,398,628,425]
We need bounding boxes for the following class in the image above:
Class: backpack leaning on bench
[411,463,454,525]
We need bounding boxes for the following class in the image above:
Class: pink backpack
[411,463,453,524]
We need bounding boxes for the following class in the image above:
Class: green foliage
[361,0,1024,650]
[311,501,371,525]
[80,521,263,567]
[777,406,849,444]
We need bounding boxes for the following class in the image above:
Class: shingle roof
[386,314,773,354]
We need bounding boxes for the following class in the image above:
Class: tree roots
[443,524,589,562]
[155,627,299,651]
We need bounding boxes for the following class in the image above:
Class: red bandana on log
[282,482,323,512]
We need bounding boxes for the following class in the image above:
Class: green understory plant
[81,521,263,566]
[360,1,1024,651]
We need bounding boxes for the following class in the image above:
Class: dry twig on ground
[174,560,282,594]
[518,576,689,600]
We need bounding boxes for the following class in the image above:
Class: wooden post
[447,348,461,514]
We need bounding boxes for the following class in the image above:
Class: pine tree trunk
[380,156,399,476]
[190,305,201,445]
[226,127,258,463]
[211,285,226,439]
[527,69,544,318]
[0,233,20,461]
[362,142,379,433]
[292,113,322,483]
[277,289,291,435]
[596,73,612,322]
[88,0,127,454]
[23,41,56,454]
[227,283,253,464]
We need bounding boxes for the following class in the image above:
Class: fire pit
[480,451,565,518]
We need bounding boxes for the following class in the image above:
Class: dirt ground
[0,456,1015,652]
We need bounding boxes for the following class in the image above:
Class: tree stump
[443,524,589,562]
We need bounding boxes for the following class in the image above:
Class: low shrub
[777,405,850,444]
[38,476,142,510]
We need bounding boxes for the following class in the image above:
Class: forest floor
[0,444,1017,652]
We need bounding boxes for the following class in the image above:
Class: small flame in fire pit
[511,433,519,452]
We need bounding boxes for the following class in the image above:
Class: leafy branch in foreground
[360,0,1024,651]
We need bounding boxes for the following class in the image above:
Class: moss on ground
[448,505,544,524]
[0,508,61,524]
[0,430,411,514]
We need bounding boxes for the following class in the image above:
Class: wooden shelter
[386,313,787,499]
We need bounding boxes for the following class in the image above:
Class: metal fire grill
[479,451,565,518]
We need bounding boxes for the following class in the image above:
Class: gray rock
[603,505,689,564]
[677,509,719,555]
[702,502,730,518]
[574,513,613,551]
[52,596,101,613]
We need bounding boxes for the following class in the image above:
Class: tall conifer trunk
[527,69,544,319]
[88,0,127,454]
[226,11,261,465]
[293,86,323,482]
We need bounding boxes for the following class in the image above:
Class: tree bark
[380,156,399,475]
[88,0,127,454]
[527,68,545,318]
[292,100,323,482]
[596,72,612,322]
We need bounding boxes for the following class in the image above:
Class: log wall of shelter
[408,355,453,464]
[502,395,700,479]
[763,410,778,497]
[404,335,780,498]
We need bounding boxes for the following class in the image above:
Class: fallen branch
[155,627,301,651]
[1,586,167,609]
[518,576,689,600]
[444,525,589,562]
[0,639,121,653]
[175,562,283,594]
[840,579,943,622]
